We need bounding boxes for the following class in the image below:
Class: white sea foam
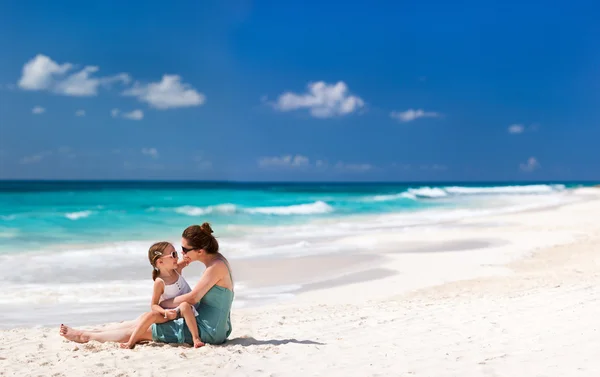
[367,184,566,202]
[0,277,272,310]
[443,184,565,195]
[0,280,152,305]
[172,202,332,216]
[407,187,448,198]
[65,210,93,220]
[245,201,333,215]
[369,192,417,202]
[174,204,237,216]
[219,239,348,259]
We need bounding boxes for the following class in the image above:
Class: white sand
[2,188,600,377]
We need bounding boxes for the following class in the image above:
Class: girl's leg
[179,302,204,348]
[120,311,166,349]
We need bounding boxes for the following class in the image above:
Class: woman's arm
[150,278,168,315]
[175,259,190,274]
[160,263,224,308]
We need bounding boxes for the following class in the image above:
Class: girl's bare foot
[119,342,135,349]
[59,324,89,343]
[193,338,205,348]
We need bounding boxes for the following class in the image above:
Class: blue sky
[0,0,598,181]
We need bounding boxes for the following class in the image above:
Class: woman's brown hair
[148,241,172,280]
[182,222,219,254]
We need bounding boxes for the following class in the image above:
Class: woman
[59,223,234,346]
[153,222,234,345]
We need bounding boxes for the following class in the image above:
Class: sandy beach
[2,187,600,377]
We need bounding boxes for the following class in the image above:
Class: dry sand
[2,188,600,377]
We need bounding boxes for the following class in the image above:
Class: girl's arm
[160,262,225,308]
[150,278,168,315]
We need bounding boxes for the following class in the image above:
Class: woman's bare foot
[193,338,205,348]
[59,324,89,343]
[119,342,135,349]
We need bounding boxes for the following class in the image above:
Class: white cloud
[508,124,524,134]
[58,146,76,159]
[75,109,86,117]
[32,106,45,114]
[17,54,130,97]
[20,151,52,164]
[111,108,143,120]
[334,162,373,172]
[509,123,540,134]
[273,81,365,118]
[519,157,539,172]
[123,75,205,109]
[390,109,440,122]
[54,66,101,96]
[18,54,72,90]
[21,154,44,164]
[55,67,130,96]
[390,163,447,171]
[258,155,374,173]
[390,162,411,170]
[122,109,144,120]
[419,164,447,171]
[258,154,310,168]
[141,148,158,159]
[429,164,447,171]
[101,73,131,87]
[18,148,78,164]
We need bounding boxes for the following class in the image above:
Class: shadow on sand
[139,337,325,348]
[223,337,325,347]
[141,341,192,348]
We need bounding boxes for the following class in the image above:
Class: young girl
[119,241,204,349]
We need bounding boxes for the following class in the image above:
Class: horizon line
[0,179,598,185]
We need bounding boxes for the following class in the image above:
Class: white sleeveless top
[159,272,198,316]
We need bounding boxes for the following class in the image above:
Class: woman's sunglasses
[181,246,196,254]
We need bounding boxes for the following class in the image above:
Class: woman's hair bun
[200,222,213,234]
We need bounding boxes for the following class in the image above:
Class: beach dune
[2,188,600,377]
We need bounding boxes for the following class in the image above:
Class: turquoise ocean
[0,180,594,327]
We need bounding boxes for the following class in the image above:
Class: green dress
[152,263,234,345]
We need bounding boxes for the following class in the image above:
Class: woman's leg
[120,311,167,349]
[60,324,134,344]
[59,312,154,345]
[86,314,143,332]
[179,303,204,348]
